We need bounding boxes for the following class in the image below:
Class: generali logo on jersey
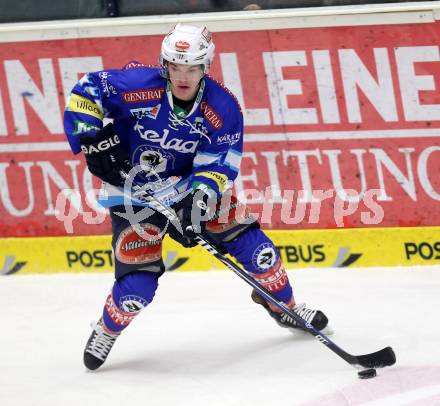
[122,88,165,103]
[200,101,223,129]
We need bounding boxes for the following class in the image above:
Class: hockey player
[63,24,330,371]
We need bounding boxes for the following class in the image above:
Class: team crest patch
[252,243,277,271]
[115,224,162,264]
[119,295,148,313]
[105,293,137,326]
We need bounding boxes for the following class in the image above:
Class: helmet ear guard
[159,24,215,78]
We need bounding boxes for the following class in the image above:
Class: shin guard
[223,227,293,308]
[102,271,159,332]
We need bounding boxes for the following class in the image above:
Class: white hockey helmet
[160,24,215,77]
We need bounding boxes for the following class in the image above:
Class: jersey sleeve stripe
[224,149,241,172]
[193,151,220,167]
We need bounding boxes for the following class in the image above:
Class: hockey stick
[119,171,396,370]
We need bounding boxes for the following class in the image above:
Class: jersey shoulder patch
[204,75,242,114]
[123,61,159,70]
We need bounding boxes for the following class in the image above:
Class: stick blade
[355,346,396,368]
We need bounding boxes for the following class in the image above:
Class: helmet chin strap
[166,79,205,117]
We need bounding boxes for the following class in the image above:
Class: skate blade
[320,325,334,335]
[288,324,334,336]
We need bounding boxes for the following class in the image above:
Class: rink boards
[1,226,439,274]
[1,5,440,238]
[1,5,440,275]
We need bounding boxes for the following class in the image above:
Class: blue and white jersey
[64,63,243,207]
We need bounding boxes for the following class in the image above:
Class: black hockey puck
[358,368,377,379]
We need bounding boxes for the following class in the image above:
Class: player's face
[168,63,204,101]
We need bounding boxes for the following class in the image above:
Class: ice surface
[1,267,440,406]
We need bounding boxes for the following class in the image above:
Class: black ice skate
[251,290,332,334]
[83,318,120,370]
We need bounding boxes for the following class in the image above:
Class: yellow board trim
[68,93,104,120]
[1,226,440,274]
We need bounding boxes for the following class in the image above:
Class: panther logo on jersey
[133,145,175,175]
[140,151,163,167]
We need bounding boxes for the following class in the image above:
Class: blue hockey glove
[80,123,132,187]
